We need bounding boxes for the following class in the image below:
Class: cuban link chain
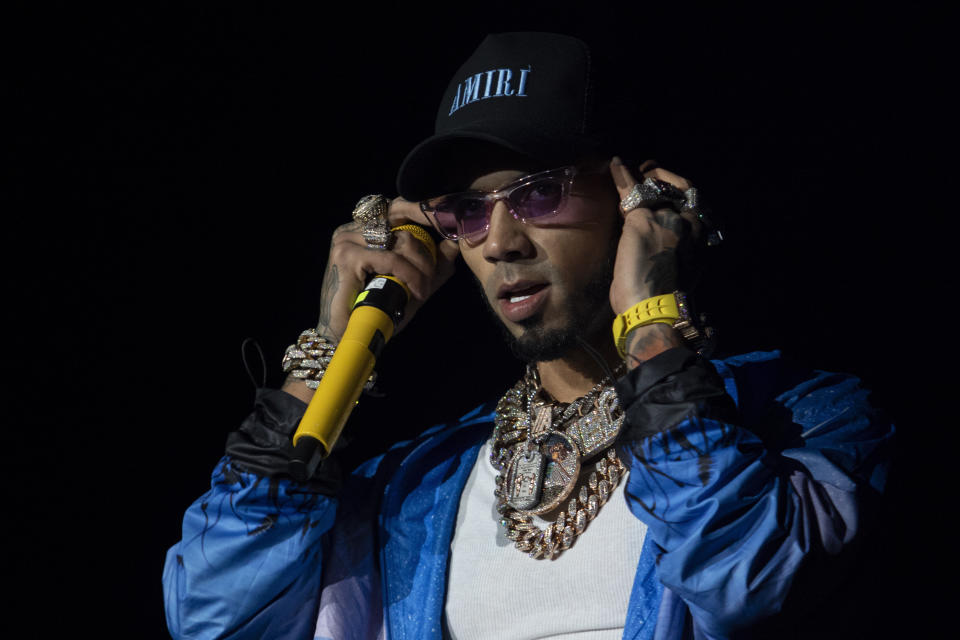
[490,365,627,559]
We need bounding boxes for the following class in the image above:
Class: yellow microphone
[289,224,437,481]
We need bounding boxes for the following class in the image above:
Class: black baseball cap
[396,32,609,201]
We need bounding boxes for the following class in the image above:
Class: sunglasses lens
[512,178,565,219]
[429,203,459,238]
[426,169,573,240]
[433,194,489,238]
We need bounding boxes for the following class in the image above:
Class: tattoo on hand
[654,210,685,235]
[318,263,339,330]
[413,239,431,262]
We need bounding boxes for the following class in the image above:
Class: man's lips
[496,281,549,323]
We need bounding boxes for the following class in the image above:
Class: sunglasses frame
[419,166,579,242]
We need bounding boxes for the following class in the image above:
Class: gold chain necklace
[490,365,626,559]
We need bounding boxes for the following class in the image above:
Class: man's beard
[476,251,616,363]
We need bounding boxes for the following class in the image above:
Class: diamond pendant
[566,387,624,458]
[504,430,581,515]
[504,446,545,510]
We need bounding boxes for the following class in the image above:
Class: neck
[535,335,621,403]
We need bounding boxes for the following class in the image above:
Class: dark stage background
[9,3,944,638]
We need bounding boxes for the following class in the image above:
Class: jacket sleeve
[162,388,342,640]
[614,348,894,638]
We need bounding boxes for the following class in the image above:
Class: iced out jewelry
[491,365,626,559]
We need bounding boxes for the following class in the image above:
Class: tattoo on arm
[625,323,684,370]
[317,263,339,331]
[644,248,678,293]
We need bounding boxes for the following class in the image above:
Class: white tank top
[444,439,648,639]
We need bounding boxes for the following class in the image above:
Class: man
[164,33,893,639]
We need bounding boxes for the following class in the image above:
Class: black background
[8,3,946,638]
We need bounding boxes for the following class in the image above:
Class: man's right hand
[314,197,460,341]
[283,197,459,403]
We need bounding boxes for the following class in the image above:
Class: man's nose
[481,201,534,263]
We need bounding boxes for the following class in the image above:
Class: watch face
[674,291,691,323]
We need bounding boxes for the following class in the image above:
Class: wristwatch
[612,291,708,359]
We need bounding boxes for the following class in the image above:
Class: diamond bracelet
[282,328,376,391]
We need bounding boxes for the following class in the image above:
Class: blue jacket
[163,350,893,639]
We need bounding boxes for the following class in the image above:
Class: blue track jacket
[163,349,893,639]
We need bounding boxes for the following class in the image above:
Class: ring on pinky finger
[619,178,686,214]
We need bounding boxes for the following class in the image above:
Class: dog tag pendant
[505,447,546,511]
[504,430,581,515]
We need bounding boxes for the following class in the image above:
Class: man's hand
[283,198,459,402]
[315,197,459,341]
[608,158,702,366]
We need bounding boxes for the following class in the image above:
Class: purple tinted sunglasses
[420,166,584,243]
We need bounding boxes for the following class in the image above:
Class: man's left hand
[608,157,702,315]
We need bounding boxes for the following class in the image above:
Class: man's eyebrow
[468,170,533,192]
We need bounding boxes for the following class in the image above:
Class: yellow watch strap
[612,293,681,359]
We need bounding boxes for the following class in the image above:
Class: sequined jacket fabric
[162,349,894,639]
